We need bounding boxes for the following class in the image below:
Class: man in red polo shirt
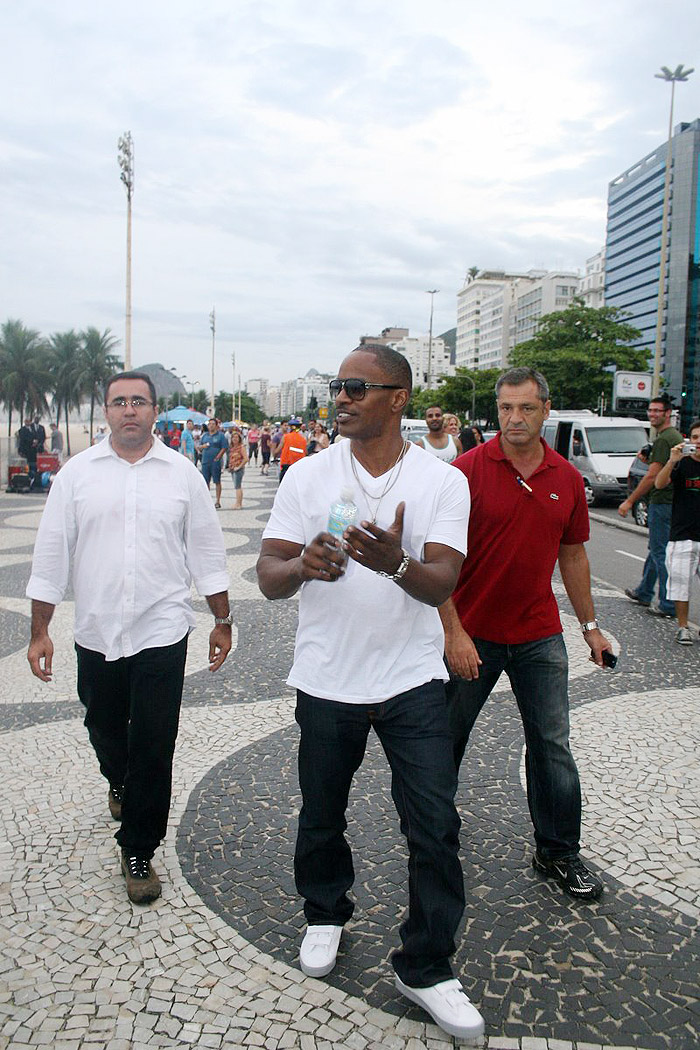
[440,366,614,902]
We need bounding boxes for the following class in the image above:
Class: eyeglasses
[106,397,155,410]
[329,378,401,400]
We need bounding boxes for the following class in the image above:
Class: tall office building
[605,119,700,427]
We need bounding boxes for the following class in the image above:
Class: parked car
[541,411,650,505]
[627,443,652,526]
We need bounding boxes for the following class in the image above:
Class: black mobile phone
[602,650,617,669]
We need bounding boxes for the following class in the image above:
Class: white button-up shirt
[27,437,230,661]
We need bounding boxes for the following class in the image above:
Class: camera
[681,443,697,456]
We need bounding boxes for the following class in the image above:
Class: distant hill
[136,363,187,401]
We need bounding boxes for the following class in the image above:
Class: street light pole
[209,307,216,417]
[117,132,134,370]
[231,352,236,422]
[425,289,439,389]
[651,65,694,397]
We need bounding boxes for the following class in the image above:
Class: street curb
[588,510,647,536]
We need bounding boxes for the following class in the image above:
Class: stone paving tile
[0,471,698,1050]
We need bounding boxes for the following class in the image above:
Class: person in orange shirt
[279,419,308,483]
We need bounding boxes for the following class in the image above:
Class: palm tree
[0,319,52,436]
[47,329,83,456]
[75,327,122,442]
[467,266,480,283]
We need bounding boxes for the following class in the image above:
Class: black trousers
[76,636,188,859]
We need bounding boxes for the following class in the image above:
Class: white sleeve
[184,466,230,596]
[262,468,307,546]
[26,471,76,605]
[425,468,471,556]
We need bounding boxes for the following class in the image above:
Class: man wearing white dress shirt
[26,372,232,905]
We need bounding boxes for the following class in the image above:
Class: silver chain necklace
[350,440,410,524]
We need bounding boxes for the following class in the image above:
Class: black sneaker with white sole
[532,851,603,902]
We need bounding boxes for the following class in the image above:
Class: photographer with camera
[654,421,700,645]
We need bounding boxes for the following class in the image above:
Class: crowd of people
[21,355,700,1043]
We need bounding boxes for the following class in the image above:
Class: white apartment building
[279,370,332,418]
[456,270,582,371]
[456,271,526,370]
[246,377,268,410]
[508,271,580,350]
[579,249,605,309]
[359,326,453,388]
[387,334,453,388]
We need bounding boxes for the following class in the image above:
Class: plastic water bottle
[327,487,357,559]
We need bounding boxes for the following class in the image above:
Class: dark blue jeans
[76,636,188,859]
[294,681,464,987]
[446,633,581,860]
[636,502,674,613]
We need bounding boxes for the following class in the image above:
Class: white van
[541,411,650,505]
[401,417,429,443]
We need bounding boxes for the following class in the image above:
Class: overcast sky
[1,0,699,393]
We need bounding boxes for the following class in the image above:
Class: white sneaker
[299,925,343,977]
[395,974,485,1041]
[675,627,693,645]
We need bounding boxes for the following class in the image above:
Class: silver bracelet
[376,548,411,582]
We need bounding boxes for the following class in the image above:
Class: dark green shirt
[648,426,683,505]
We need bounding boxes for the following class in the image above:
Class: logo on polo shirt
[550,493,559,500]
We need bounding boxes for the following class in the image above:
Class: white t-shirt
[262,441,470,703]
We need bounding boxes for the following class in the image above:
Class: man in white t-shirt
[417,404,462,463]
[256,345,483,1042]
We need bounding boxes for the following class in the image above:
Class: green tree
[47,329,83,455]
[75,327,122,442]
[0,319,52,435]
[406,368,502,426]
[215,390,264,423]
[191,388,209,413]
[508,300,646,409]
[215,391,233,420]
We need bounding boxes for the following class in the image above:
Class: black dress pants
[76,636,188,859]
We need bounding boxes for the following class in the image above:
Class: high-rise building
[580,249,606,309]
[246,377,268,410]
[456,270,581,371]
[358,326,454,388]
[508,271,580,350]
[605,118,700,427]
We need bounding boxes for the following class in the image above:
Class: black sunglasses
[329,378,401,401]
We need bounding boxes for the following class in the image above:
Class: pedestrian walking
[26,371,232,905]
[278,418,307,482]
[228,429,248,509]
[618,395,683,617]
[247,424,260,465]
[179,419,196,462]
[256,344,483,1042]
[442,366,613,903]
[50,423,64,463]
[197,418,229,508]
[260,425,272,475]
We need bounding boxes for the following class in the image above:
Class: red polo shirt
[451,436,589,644]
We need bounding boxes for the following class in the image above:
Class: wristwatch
[214,613,233,626]
[580,619,599,633]
[377,548,411,583]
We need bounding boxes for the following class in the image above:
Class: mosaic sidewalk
[0,464,698,1050]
